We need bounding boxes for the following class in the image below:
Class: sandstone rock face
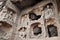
[0,0,60,40]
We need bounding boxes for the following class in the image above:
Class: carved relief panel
[18,2,59,40]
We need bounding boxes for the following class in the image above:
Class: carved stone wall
[0,0,60,40]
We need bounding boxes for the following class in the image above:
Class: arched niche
[47,24,58,37]
[18,27,27,39]
[29,11,42,20]
[43,3,55,19]
[0,21,13,39]
[30,22,42,36]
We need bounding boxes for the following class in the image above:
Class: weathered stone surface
[0,0,60,40]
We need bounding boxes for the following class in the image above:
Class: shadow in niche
[31,22,42,36]
[33,27,42,36]
[43,3,53,10]
[18,27,26,31]
[47,24,58,37]
[11,0,43,10]
[29,12,41,20]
